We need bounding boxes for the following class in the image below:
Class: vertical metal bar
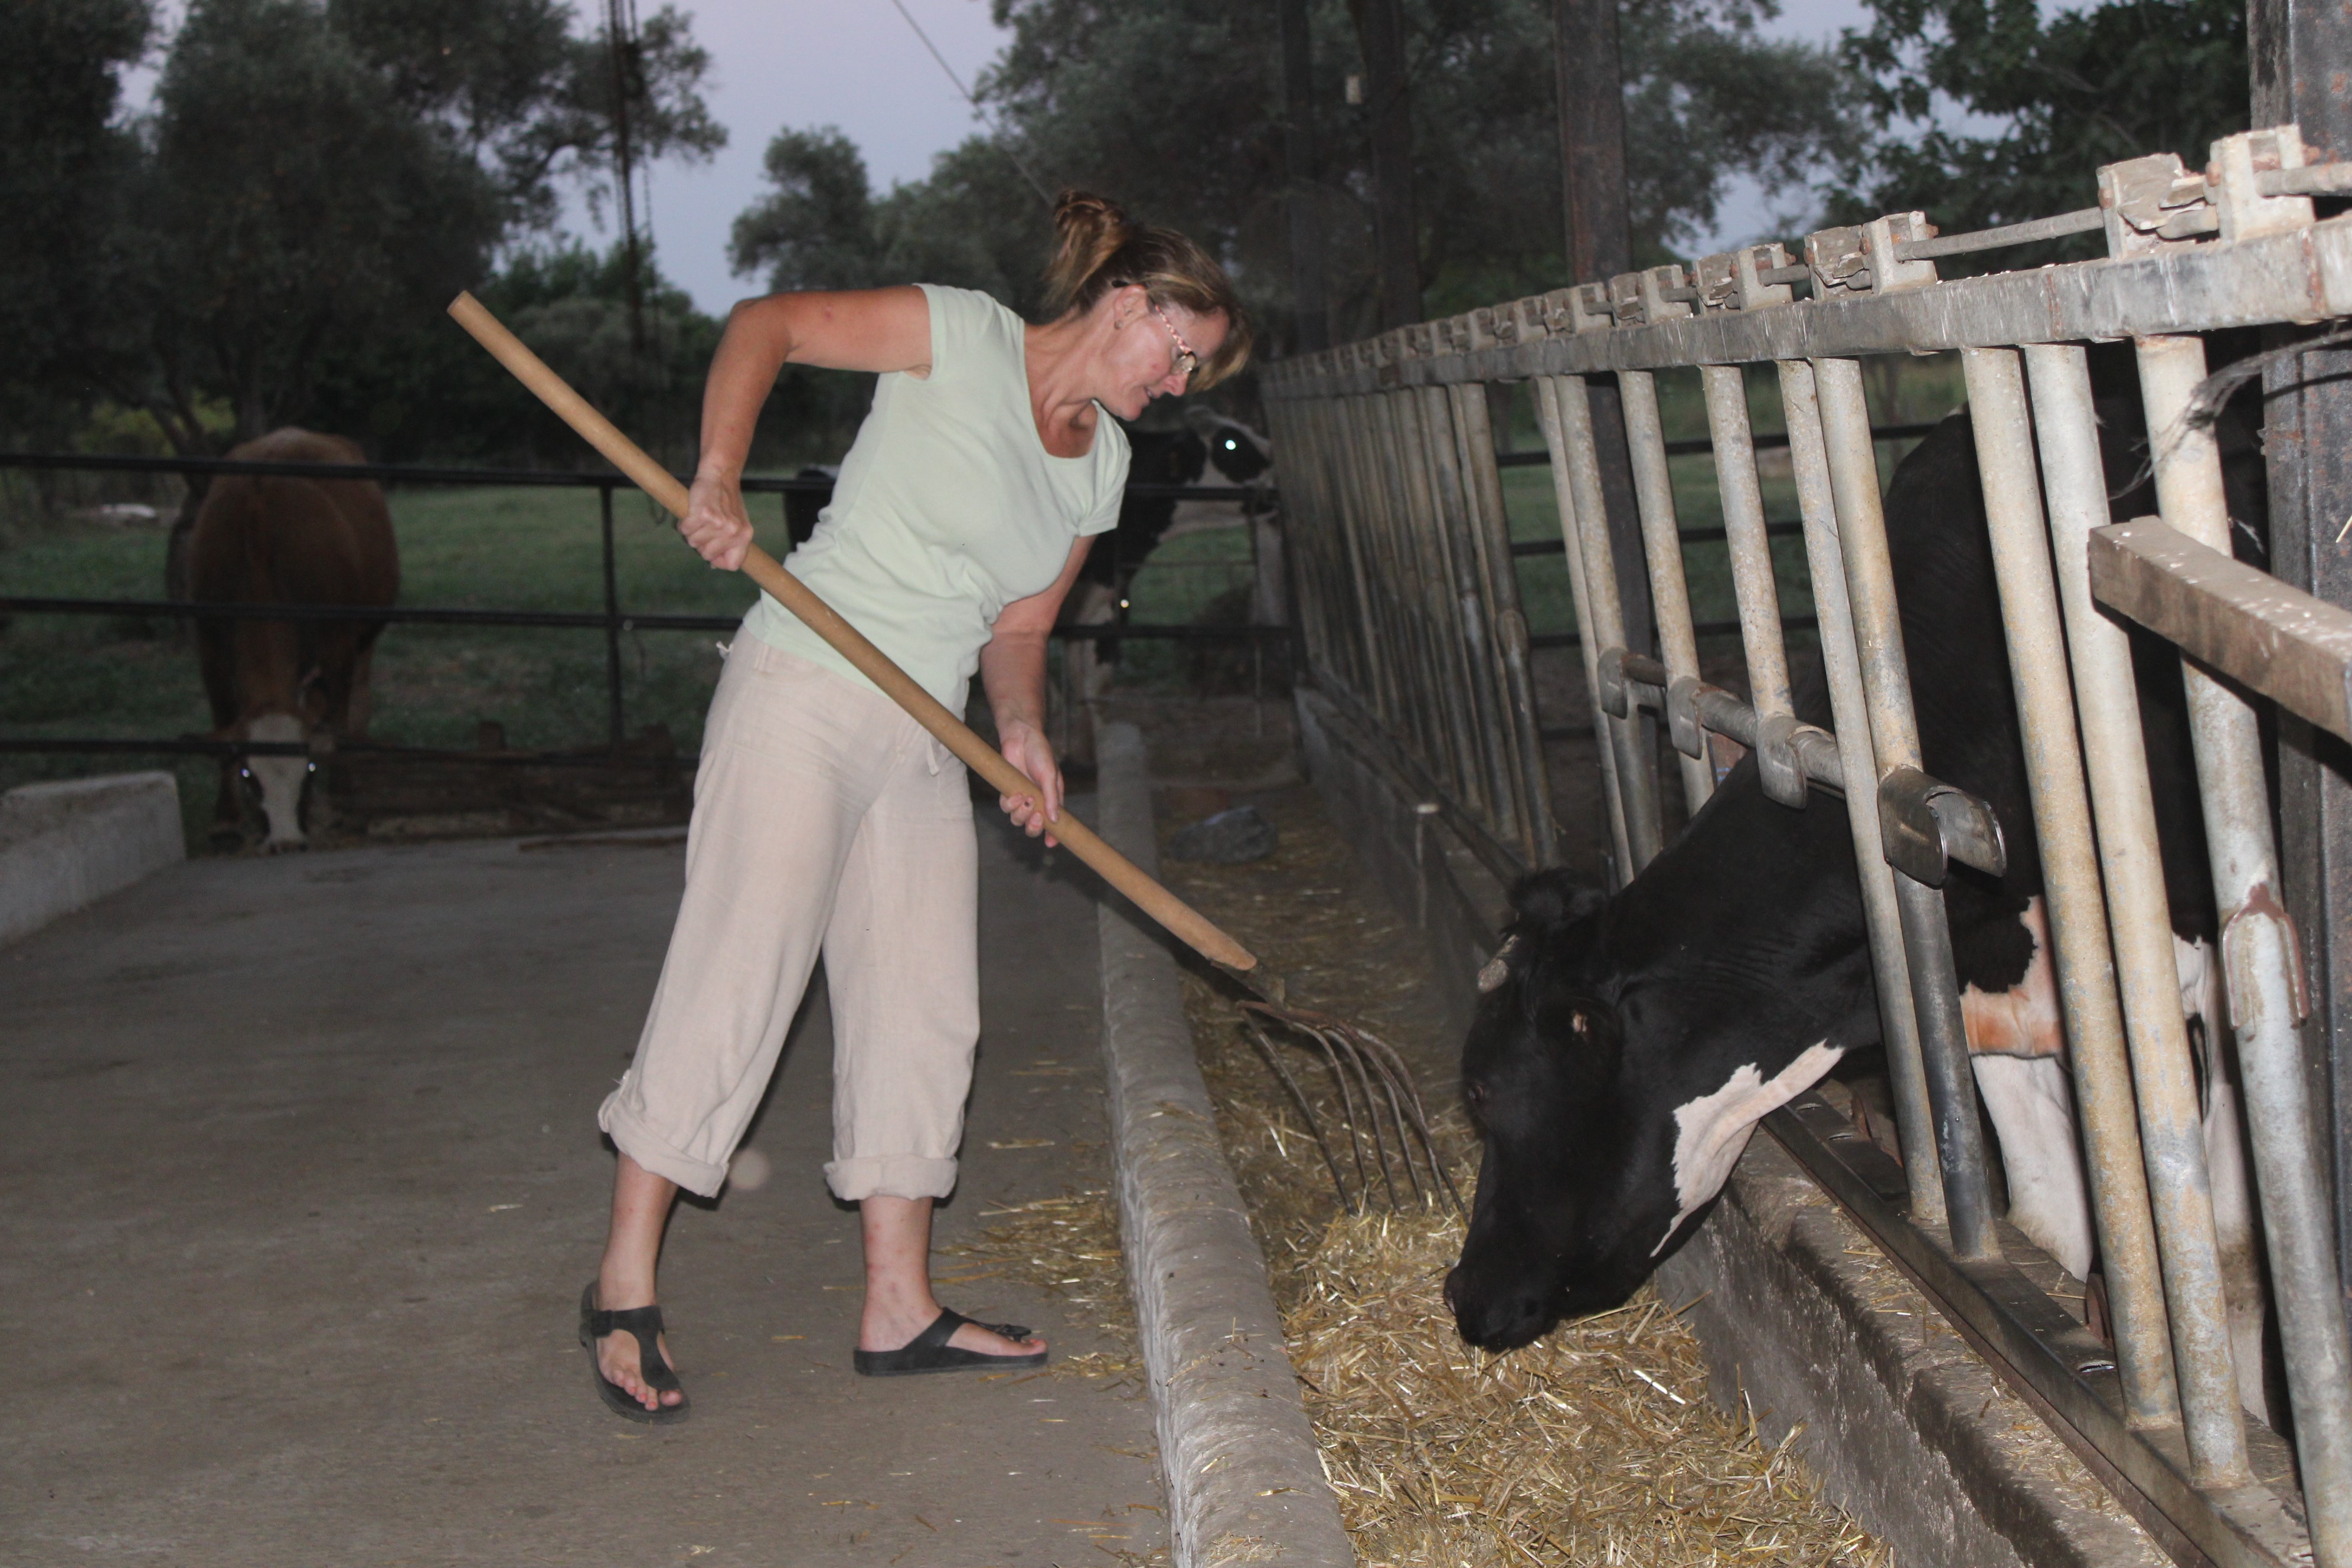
[1974,345,2182,1433]
[1618,368,1714,814]
[1446,381,1534,847]
[1419,384,1522,845]
[601,482,625,752]
[1779,359,1946,1228]
[1535,374,1634,881]
[1553,374,1665,870]
[1813,355,1998,1259]
[2145,334,2348,1506]
[1308,396,1369,702]
[1278,396,1352,697]
[1323,395,1391,716]
[1455,379,1562,868]
[1699,364,1793,717]
[1390,389,1491,814]
[1368,390,1449,782]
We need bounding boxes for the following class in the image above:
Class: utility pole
[1279,0,1330,353]
[1552,0,1653,675]
[605,0,647,361]
[2249,0,2352,1295]
[1354,0,1422,329]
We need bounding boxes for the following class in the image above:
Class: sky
[606,0,1015,314]
[122,0,1890,316]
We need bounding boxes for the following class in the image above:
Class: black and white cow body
[1448,384,2271,1398]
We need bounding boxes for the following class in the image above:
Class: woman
[582,192,1249,1419]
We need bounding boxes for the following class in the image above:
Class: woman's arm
[981,537,1096,845]
[680,287,933,570]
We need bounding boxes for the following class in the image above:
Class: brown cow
[190,429,399,850]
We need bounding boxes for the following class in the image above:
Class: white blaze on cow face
[1652,1040,1845,1256]
[243,711,309,851]
[1961,897,2063,1059]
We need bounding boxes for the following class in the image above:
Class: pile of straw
[1288,1203,1889,1566]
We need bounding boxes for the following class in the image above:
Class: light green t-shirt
[740,283,1130,713]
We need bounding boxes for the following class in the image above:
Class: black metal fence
[0,450,1285,766]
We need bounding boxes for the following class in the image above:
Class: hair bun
[1052,190,1129,246]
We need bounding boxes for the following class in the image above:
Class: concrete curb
[1,772,183,949]
[1092,721,1355,1568]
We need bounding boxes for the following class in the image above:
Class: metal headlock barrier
[0,450,1279,765]
[1263,123,2352,1568]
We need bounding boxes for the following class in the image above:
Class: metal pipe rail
[1264,120,2352,1568]
[1489,420,1943,468]
[5,452,1291,771]
[0,594,1289,643]
[0,735,693,765]
[0,449,1271,505]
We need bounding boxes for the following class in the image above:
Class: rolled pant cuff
[826,1154,958,1203]
[600,1098,730,1198]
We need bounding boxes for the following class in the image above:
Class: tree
[730,128,888,293]
[302,239,724,466]
[969,0,1859,346]
[8,0,723,456]
[0,0,153,446]
[110,0,506,449]
[1834,0,2248,257]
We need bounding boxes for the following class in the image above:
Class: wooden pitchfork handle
[447,290,1262,978]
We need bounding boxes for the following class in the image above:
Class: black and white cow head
[1446,853,1864,1351]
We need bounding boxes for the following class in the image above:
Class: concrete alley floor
[2,803,1164,1567]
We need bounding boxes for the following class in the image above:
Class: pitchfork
[449,291,1458,1218]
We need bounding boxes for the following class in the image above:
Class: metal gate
[1265,123,2352,1568]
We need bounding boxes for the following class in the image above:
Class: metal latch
[1879,765,2007,886]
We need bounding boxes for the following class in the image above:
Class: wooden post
[1279,0,1331,353]
[2251,0,2352,1296]
[1355,0,1422,329]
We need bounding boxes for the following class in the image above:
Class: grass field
[0,482,1265,847]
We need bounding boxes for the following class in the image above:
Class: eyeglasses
[1151,302,1200,383]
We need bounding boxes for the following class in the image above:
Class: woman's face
[1097,287,1228,420]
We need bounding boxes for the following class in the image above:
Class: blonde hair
[1042,190,1252,390]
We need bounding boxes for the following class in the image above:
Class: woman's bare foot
[589,1283,685,1412]
[594,1154,685,1412]
[857,1194,1047,1360]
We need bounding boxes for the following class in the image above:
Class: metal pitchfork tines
[1239,999,1465,1218]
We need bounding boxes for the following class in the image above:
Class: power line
[885,0,1054,206]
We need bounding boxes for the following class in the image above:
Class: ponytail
[1041,189,1252,390]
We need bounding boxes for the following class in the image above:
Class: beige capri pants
[597,639,979,1201]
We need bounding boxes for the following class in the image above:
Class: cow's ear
[1510,870,1607,935]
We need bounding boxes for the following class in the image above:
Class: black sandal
[852,1308,1048,1377]
[579,1283,690,1423]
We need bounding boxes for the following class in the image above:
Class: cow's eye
[1463,1081,1489,1108]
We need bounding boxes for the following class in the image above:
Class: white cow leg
[245,711,310,851]
[1971,1054,2095,1280]
[2204,1063,2275,1426]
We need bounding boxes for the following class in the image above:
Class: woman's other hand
[996,720,1064,847]
[681,471,754,571]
